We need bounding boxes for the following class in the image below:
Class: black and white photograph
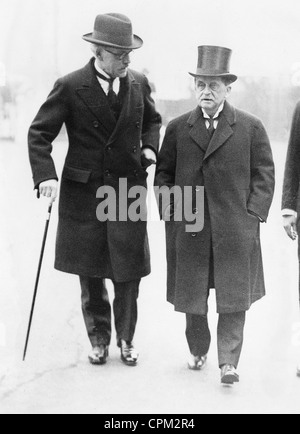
[1,0,300,416]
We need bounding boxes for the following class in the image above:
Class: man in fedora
[28,13,161,366]
[155,46,275,384]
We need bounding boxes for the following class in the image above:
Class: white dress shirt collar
[202,102,225,119]
[202,102,225,130]
[94,60,120,95]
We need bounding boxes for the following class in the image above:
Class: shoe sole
[121,356,138,367]
[188,362,207,371]
[221,374,240,385]
[188,365,202,371]
[89,359,107,366]
[89,350,109,366]
[89,357,108,366]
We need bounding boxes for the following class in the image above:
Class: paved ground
[0,135,300,414]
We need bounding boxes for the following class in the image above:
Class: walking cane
[23,201,53,361]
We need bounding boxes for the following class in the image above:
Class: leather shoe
[88,345,109,365]
[221,364,240,384]
[188,354,207,371]
[120,340,139,366]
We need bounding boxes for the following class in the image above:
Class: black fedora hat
[83,13,143,50]
[189,45,238,83]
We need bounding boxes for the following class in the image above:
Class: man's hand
[283,215,298,241]
[39,180,58,204]
[141,148,157,168]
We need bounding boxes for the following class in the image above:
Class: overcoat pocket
[62,166,92,183]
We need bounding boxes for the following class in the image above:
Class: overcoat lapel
[204,102,236,160]
[188,106,210,153]
[75,60,116,135]
[108,71,142,145]
[188,102,236,158]
[75,63,142,143]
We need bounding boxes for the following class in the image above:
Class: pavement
[0,135,300,414]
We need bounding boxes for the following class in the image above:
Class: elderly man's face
[96,48,132,78]
[195,77,231,116]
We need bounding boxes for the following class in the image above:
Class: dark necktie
[204,115,220,140]
[94,69,121,119]
[106,78,119,111]
[207,117,218,140]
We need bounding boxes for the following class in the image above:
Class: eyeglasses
[104,48,133,61]
[196,82,222,92]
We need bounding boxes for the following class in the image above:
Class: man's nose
[122,54,131,65]
[203,85,211,94]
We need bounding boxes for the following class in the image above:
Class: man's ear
[96,47,104,61]
[226,86,232,98]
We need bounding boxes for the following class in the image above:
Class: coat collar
[188,101,236,159]
[75,59,139,138]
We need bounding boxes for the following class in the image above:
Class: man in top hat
[155,46,275,384]
[282,101,300,377]
[28,13,161,366]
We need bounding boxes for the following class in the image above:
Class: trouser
[80,276,140,347]
[186,312,246,368]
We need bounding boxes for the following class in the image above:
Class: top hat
[189,46,237,83]
[83,13,143,50]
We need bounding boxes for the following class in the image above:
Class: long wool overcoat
[282,101,300,290]
[155,102,275,315]
[28,59,161,282]
[282,101,300,216]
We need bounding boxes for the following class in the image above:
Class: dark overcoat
[155,102,275,315]
[28,59,161,282]
[282,101,300,278]
[282,101,300,216]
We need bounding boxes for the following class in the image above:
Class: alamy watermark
[96,178,204,233]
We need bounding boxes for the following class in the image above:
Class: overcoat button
[134,170,138,177]
[192,233,197,238]
[93,121,99,128]
[105,170,110,177]
[136,122,141,129]
[133,146,137,153]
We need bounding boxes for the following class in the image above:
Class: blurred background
[1,0,300,138]
[1,0,300,414]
